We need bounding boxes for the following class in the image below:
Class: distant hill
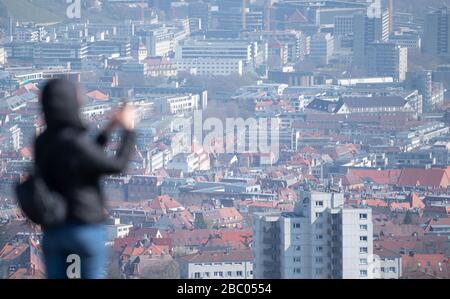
[0,0,64,24]
[0,0,117,24]
[395,0,450,17]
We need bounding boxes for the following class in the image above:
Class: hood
[41,79,86,131]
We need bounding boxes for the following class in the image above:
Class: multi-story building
[32,42,88,69]
[353,11,390,68]
[389,31,421,49]
[4,43,87,71]
[253,190,378,279]
[137,24,188,57]
[243,31,309,62]
[366,43,408,82]
[119,61,147,86]
[423,7,450,57]
[176,39,254,62]
[150,94,200,115]
[405,70,445,112]
[88,40,131,58]
[188,1,211,30]
[334,15,354,36]
[175,58,244,76]
[310,33,334,65]
[105,218,133,242]
[13,24,46,42]
[374,247,402,279]
[174,39,255,76]
[178,250,254,279]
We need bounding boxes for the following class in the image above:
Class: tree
[403,210,413,225]
[193,215,207,229]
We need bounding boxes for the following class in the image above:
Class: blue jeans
[42,223,107,279]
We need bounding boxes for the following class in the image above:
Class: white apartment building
[174,39,254,76]
[166,145,210,173]
[374,247,402,279]
[175,58,244,76]
[147,94,199,115]
[178,250,254,279]
[253,190,378,279]
[105,218,133,243]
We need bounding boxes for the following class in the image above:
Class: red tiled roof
[398,168,450,188]
[86,90,108,101]
[148,195,183,213]
[347,169,401,185]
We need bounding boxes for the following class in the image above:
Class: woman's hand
[116,104,136,130]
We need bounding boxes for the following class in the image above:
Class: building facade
[253,190,378,279]
[366,43,408,82]
[423,7,450,57]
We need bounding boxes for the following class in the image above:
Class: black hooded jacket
[35,79,135,225]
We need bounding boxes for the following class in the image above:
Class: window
[236,271,243,277]
[360,236,368,242]
[194,272,201,278]
[388,267,396,273]
[315,234,324,240]
[315,257,323,263]
[315,201,324,207]
[227,271,232,277]
[359,258,368,265]
[293,223,301,229]
[316,246,323,252]
[360,270,368,277]
[360,224,368,231]
[360,247,368,254]
[381,267,385,272]
[204,272,210,278]
[315,268,323,275]
[294,268,301,274]
[316,212,323,218]
[359,213,368,220]
[295,246,301,251]
[293,257,301,263]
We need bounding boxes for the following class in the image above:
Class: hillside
[0,0,118,24]
[0,0,64,24]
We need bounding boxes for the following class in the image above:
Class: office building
[174,39,254,76]
[334,15,354,36]
[88,40,131,58]
[423,7,450,57]
[253,190,378,279]
[405,71,445,112]
[353,10,390,68]
[310,33,334,65]
[366,43,408,82]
